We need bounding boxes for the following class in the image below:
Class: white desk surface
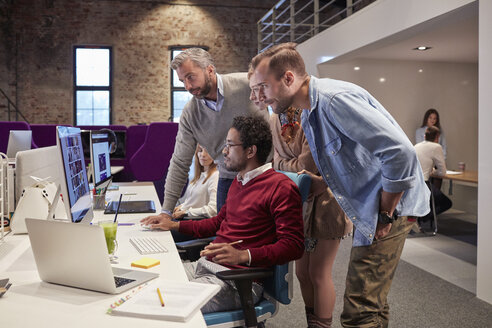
[0,182,206,328]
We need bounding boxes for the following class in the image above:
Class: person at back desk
[141,116,304,313]
[414,126,452,228]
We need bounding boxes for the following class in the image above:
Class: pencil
[157,288,165,307]
[228,240,243,246]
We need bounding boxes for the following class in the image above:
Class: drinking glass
[99,220,118,261]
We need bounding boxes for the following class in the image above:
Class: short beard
[194,74,213,99]
[225,161,246,173]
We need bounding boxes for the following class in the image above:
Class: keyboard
[114,276,135,288]
[129,237,168,255]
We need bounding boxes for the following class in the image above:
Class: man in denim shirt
[249,43,430,328]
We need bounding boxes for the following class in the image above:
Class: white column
[477,0,492,304]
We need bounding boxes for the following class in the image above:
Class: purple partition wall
[119,124,148,182]
[30,124,61,148]
[129,122,179,203]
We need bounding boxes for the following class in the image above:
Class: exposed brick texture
[1,0,277,125]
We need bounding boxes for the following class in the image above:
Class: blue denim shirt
[301,77,430,247]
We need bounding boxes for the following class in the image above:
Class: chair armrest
[175,237,215,251]
[215,267,273,327]
[180,215,208,220]
[216,267,273,281]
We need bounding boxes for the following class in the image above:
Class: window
[170,46,208,122]
[74,46,112,125]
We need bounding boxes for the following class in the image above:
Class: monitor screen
[7,130,32,158]
[56,126,93,223]
[90,131,112,187]
[81,130,126,160]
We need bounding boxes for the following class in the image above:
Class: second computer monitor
[56,126,93,223]
[90,131,112,188]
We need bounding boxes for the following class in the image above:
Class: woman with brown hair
[271,107,353,328]
[172,144,219,219]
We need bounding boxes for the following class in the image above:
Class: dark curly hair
[231,115,272,165]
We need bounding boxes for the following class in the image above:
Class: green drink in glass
[99,220,118,260]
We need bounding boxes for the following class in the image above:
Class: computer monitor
[7,130,32,158]
[56,126,93,223]
[90,131,112,188]
[81,129,126,160]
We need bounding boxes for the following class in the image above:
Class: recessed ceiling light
[413,46,432,51]
[418,69,423,73]
[379,77,386,83]
[354,66,360,71]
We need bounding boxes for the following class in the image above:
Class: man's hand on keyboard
[140,213,179,231]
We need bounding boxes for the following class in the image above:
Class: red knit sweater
[179,169,304,269]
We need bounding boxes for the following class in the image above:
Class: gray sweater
[162,72,269,212]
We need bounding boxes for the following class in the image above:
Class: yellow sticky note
[131,257,160,269]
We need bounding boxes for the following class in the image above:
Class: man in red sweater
[141,115,304,313]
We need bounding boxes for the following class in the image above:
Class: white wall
[319,59,478,214]
[298,0,475,76]
[477,0,492,305]
[318,59,478,171]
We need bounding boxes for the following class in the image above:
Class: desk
[433,170,478,195]
[0,182,206,328]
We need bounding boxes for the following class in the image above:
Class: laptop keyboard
[129,237,168,255]
[114,276,136,288]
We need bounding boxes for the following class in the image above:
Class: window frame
[73,45,113,126]
[169,45,208,122]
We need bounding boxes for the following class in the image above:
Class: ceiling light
[418,69,423,73]
[413,46,432,51]
[379,77,386,83]
[354,66,360,71]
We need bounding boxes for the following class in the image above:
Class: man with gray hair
[151,48,268,222]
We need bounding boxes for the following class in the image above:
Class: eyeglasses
[223,142,243,151]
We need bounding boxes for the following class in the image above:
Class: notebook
[109,280,220,322]
[104,200,156,214]
[25,218,158,294]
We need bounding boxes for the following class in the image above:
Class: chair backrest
[262,171,311,304]
[278,171,311,203]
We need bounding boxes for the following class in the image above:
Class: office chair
[178,171,311,328]
[426,178,437,236]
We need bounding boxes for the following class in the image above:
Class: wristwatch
[378,211,398,224]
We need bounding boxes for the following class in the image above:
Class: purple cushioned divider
[30,124,60,148]
[129,122,178,203]
[0,121,32,154]
[118,124,148,182]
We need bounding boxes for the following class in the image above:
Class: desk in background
[0,182,206,328]
[433,170,478,195]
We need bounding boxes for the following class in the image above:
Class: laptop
[7,130,32,159]
[25,218,159,294]
[104,200,156,214]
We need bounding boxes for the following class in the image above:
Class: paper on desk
[446,170,463,175]
[109,280,220,322]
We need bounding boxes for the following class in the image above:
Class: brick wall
[2,0,277,125]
